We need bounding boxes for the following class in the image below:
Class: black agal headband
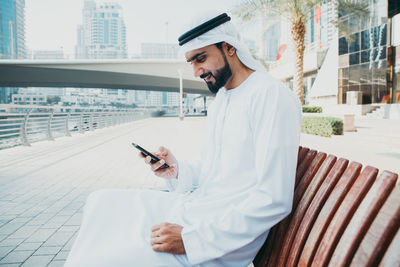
[178,13,231,46]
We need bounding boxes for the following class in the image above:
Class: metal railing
[0,104,151,150]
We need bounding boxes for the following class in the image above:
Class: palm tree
[233,0,369,104]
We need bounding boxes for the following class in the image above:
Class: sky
[25,0,258,56]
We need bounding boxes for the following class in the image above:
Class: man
[65,12,301,267]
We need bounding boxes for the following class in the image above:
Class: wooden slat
[328,171,398,267]
[253,225,278,266]
[298,161,362,267]
[297,147,309,168]
[253,147,306,267]
[350,172,400,266]
[267,152,326,267]
[312,165,379,266]
[293,152,327,209]
[295,149,317,187]
[378,226,400,267]
[278,154,335,267]
[254,146,310,267]
[286,158,349,267]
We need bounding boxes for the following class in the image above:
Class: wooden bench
[253,146,400,267]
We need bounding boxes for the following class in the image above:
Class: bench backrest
[253,146,400,267]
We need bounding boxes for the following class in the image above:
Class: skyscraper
[0,0,26,59]
[75,0,127,59]
[0,0,25,103]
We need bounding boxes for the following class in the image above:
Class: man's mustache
[200,72,212,79]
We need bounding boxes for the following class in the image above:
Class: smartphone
[132,142,169,169]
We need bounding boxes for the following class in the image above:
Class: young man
[65,12,301,267]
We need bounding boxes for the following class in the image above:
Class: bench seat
[253,146,399,267]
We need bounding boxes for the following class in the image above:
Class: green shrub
[301,116,343,137]
[302,106,323,113]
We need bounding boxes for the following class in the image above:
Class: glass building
[0,0,25,59]
[338,0,400,104]
[0,0,25,104]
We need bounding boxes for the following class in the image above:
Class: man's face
[185,44,232,94]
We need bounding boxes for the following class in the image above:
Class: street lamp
[177,69,184,120]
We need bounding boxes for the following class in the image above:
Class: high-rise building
[0,0,25,104]
[0,0,26,59]
[75,0,127,59]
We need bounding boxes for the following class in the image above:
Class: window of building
[361,30,371,50]
[339,37,348,55]
[348,65,360,85]
[349,32,360,52]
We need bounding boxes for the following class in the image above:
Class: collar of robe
[178,13,231,46]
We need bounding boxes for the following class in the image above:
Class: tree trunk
[291,19,306,105]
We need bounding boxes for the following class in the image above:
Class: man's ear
[225,43,236,56]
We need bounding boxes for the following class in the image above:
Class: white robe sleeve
[166,101,217,193]
[181,83,302,264]
[165,159,202,192]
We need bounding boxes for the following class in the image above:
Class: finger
[154,163,175,175]
[144,156,152,164]
[151,231,160,238]
[152,243,167,252]
[154,164,172,175]
[150,236,164,245]
[151,159,166,172]
[151,224,161,232]
[159,146,168,156]
[138,152,145,158]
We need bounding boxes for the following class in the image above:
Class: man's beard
[200,56,232,94]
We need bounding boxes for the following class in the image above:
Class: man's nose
[193,66,205,78]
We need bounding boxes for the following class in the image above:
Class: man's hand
[151,222,185,254]
[140,146,179,179]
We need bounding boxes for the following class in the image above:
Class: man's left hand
[151,222,186,254]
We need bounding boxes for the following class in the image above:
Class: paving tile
[63,213,82,226]
[0,239,24,247]
[53,250,69,261]
[0,247,14,258]
[25,220,45,226]
[34,246,61,256]
[0,223,24,235]
[61,234,76,251]
[0,263,20,267]
[14,242,43,251]
[57,209,78,216]
[8,226,39,239]
[0,216,16,223]
[25,229,57,243]
[43,232,74,247]
[10,217,32,223]
[20,255,53,267]
[57,226,79,232]
[40,223,63,229]
[0,250,34,264]
[47,260,66,267]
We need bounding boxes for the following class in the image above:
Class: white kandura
[64,70,302,267]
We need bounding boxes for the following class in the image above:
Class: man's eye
[197,56,206,63]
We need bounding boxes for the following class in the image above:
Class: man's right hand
[140,146,178,179]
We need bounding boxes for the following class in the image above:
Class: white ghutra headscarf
[178,11,266,73]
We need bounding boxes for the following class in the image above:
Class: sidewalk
[300,117,400,174]
[0,116,398,266]
[0,117,206,266]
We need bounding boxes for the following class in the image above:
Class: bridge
[0,59,209,94]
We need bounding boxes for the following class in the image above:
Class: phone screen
[132,143,169,168]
